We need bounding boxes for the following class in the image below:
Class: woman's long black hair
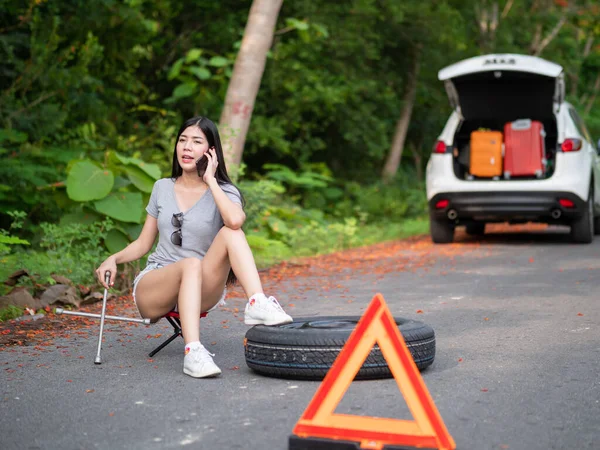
[171,116,245,286]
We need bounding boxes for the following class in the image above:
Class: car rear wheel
[430,215,454,243]
[594,216,600,235]
[570,186,594,243]
[466,222,485,236]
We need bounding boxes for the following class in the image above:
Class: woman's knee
[217,226,245,242]
[181,257,202,275]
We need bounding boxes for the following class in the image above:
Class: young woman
[95,116,292,379]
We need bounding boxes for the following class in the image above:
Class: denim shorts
[132,262,226,313]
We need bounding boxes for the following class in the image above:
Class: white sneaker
[244,294,293,326]
[183,344,222,378]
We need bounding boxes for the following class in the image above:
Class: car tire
[570,186,594,244]
[594,215,600,235]
[244,316,436,380]
[466,222,485,236]
[430,215,454,243]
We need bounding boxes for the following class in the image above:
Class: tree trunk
[501,0,514,19]
[381,46,421,183]
[531,13,567,56]
[219,0,283,171]
[409,141,424,181]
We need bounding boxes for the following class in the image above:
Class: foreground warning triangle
[290,293,455,450]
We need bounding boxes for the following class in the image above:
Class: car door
[569,108,600,207]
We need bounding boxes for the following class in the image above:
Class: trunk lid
[438,54,564,121]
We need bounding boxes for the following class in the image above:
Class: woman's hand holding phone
[196,152,208,177]
[202,147,218,184]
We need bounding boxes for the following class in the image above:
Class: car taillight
[559,198,575,208]
[433,141,447,154]
[561,138,582,152]
[435,199,449,209]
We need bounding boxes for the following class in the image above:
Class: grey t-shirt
[145,178,242,266]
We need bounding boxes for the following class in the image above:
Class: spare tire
[244,316,435,380]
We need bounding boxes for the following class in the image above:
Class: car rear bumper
[429,191,586,222]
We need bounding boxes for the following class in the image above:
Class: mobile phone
[196,153,208,176]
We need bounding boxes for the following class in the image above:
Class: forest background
[1,0,599,318]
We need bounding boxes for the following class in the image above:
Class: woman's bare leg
[201,227,263,299]
[135,258,206,344]
[202,227,292,326]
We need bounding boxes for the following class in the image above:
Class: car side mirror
[597,139,600,154]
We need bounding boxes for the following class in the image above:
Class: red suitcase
[503,119,546,179]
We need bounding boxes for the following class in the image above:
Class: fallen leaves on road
[577,313,584,316]
[0,224,560,352]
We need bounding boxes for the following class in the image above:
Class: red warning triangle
[291,293,455,450]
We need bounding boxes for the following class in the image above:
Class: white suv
[426,53,600,244]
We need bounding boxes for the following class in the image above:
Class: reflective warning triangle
[291,293,456,450]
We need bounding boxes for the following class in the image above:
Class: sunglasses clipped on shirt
[171,212,183,246]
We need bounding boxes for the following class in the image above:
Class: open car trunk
[452,116,558,180]
[438,54,563,180]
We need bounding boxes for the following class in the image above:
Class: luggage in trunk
[469,130,503,178]
[503,119,546,179]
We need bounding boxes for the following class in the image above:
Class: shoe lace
[267,296,285,312]
[189,346,215,364]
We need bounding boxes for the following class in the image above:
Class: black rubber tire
[430,215,454,244]
[571,186,594,243]
[594,215,600,235]
[466,222,485,236]
[244,316,435,380]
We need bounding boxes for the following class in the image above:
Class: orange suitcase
[469,130,503,178]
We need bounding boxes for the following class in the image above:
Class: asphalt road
[1,226,599,450]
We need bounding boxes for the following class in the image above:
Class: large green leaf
[185,48,203,62]
[104,228,130,254]
[66,160,114,202]
[113,176,132,190]
[189,66,211,80]
[208,56,229,67]
[122,223,143,240]
[167,59,184,80]
[172,82,197,99]
[94,192,143,223]
[114,153,161,180]
[124,166,154,193]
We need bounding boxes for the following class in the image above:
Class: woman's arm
[96,215,158,287]
[208,179,246,229]
[113,215,159,264]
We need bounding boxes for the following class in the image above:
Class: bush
[6,218,115,290]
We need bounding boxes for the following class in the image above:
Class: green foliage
[66,161,115,201]
[0,211,30,255]
[12,218,114,288]
[0,305,24,322]
[238,179,287,231]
